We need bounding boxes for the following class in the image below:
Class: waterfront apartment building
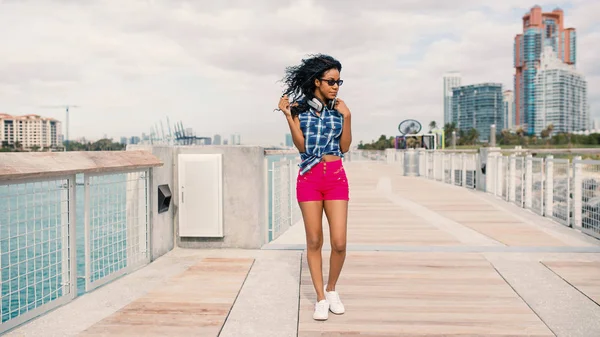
[0,113,62,149]
[503,90,515,130]
[443,71,462,126]
[514,6,576,134]
[452,83,504,142]
[533,46,589,135]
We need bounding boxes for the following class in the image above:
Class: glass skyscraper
[534,46,589,135]
[443,72,461,126]
[452,83,504,142]
[514,6,576,135]
[503,90,515,130]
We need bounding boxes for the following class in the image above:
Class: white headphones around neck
[307,97,336,112]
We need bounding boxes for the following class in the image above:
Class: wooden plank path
[299,252,553,336]
[78,257,254,337]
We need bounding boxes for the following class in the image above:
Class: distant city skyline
[444,5,593,139]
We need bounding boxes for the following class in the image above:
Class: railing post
[525,154,533,209]
[432,152,436,180]
[68,175,78,298]
[485,152,497,194]
[439,153,446,182]
[83,175,91,291]
[450,153,455,184]
[424,151,430,178]
[545,156,554,218]
[572,156,582,228]
[398,150,404,175]
[264,156,270,244]
[461,153,467,187]
[496,156,503,197]
[509,154,516,202]
[270,160,275,241]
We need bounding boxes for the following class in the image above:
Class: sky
[0,0,599,146]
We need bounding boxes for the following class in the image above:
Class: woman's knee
[306,234,323,251]
[331,239,346,254]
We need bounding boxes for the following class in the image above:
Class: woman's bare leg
[323,200,348,291]
[299,201,326,301]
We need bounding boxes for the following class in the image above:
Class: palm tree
[429,121,437,132]
[515,127,525,146]
[466,128,479,145]
[546,124,554,139]
[443,122,457,146]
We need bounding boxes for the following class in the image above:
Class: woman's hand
[335,98,351,118]
[278,95,292,118]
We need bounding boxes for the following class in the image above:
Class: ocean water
[0,174,134,324]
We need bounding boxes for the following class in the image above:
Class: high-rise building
[514,6,576,134]
[533,46,588,135]
[130,136,141,145]
[443,72,462,126]
[0,113,62,149]
[230,133,241,145]
[503,90,515,130]
[285,133,293,148]
[452,83,504,142]
[213,134,222,145]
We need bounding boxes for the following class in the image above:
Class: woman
[277,54,352,321]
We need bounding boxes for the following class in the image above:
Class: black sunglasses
[320,78,343,86]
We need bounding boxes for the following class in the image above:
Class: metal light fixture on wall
[158,184,172,214]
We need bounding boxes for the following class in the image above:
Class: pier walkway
[6,162,600,337]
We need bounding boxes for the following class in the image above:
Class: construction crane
[39,105,79,151]
[166,116,173,145]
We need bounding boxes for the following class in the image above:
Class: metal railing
[84,171,150,293]
[375,148,600,240]
[575,158,600,239]
[265,152,302,242]
[0,152,159,334]
[547,158,570,226]
[0,176,75,332]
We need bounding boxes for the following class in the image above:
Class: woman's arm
[335,98,352,153]
[287,115,306,152]
[279,95,305,152]
[339,115,352,153]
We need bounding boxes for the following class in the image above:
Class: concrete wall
[128,145,268,252]
[127,145,175,261]
[174,146,267,249]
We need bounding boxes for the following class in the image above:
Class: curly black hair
[281,54,342,116]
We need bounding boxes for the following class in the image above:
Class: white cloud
[0,0,598,145]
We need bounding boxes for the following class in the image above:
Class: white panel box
[177,154,224,237]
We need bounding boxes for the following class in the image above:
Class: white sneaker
[325,285,345,314]
[313,299,329,320]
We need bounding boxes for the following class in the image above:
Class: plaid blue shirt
[297,106,344,175]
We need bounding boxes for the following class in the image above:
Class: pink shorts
[296,159,349,202]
